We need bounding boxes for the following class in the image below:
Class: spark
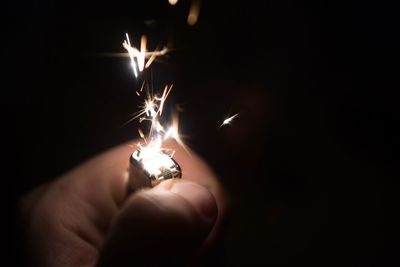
[138,35,147,72]
[156,85,173,116]
[126,81,186,176]
[123,33,169,78]
[124,33,138,77]
[165,109,190,155]
[169,0,201,26]
[122,32,188,179]
[187,0,201,26]
[138,91,183,176]
[219,113,239,128]
[168,0,179,5]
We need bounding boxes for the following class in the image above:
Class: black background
[6,0,397,266]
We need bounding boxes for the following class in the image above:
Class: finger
[18,144,134,267]
[96,178,217,267]
[161,139,230,249]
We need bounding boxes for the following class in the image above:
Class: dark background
[6,0,397,266]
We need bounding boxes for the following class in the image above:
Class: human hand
[19,141,228,267]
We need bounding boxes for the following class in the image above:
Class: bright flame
[220,113,239,128]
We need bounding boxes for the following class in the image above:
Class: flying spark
[123,32,185,177]
[187,0,201,26]
[219,113,239,128]
[123,33,168,78]
[131,84,186,177]
[168,0,179,5]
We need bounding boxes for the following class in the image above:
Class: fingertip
[98,180,218,266]
[122,179,218,230]
[169,180,218,224]
[111,178,219,239]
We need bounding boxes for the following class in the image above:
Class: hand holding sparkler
[18,141,228,267]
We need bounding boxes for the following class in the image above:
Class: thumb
[96,179,218,267]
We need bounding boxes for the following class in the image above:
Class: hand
[19,141,228,267]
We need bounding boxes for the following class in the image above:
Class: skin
[19,140,228,267]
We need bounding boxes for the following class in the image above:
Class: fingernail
[170,181,217,221]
